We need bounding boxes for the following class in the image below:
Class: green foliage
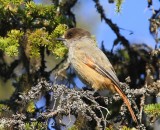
[51,24,68,38]
[25,1,57,27]
[0,0,68,31]
[51,42,68,58]
[121,126,132,130]
[0,0,23,5]
[115,0,124,13]
[26,101,35,113]
[144,103,160,117]
[49,24,68,58]
[0,23,68,58]
[25,121,46,130]
[27,28,51,58]
[26,24,68,58]
[0,30,23,56]
[0,0,72,130]
[0,0,70,58]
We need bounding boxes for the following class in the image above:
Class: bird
[57,27,138,123]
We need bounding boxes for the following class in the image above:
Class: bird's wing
[82,54,120,88]
[74,39,120,87]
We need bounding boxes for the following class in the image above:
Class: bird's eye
[67,32,73,38]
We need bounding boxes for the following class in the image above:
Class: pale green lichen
[0,30,23,56]
[115,0,124,13]
[48,24,68,58]
[26,101,35,113]
[51,24,68,38]
[26,24,68,58]
[25,121,46,130]
[27,28,51,58]
[144,103,160,117]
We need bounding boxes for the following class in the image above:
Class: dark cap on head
[64,28,91,40]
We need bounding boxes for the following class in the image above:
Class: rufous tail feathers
[113,85,138,123]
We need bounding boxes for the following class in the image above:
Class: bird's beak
[55,36,67,46]
[55,37,65,41]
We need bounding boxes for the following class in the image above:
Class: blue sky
[35,0,160,50]
[73,0,160,50]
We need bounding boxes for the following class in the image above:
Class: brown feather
[112,83,138,123]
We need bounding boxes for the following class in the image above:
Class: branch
[92,0,134,56]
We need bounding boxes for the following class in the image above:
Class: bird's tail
[113,84,138,123]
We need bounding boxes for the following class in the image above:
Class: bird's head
[56,28,91,48]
